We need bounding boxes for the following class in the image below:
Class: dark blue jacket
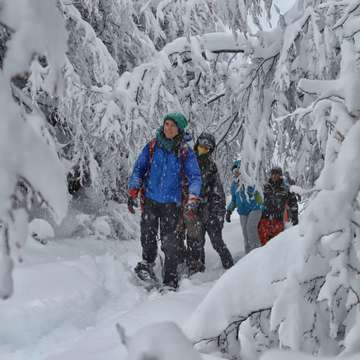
[128,142,202,204]
[227,180,263,216]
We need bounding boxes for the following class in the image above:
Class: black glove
[292,217,299,226]
[127,196,138,214]
[225,211,231,223]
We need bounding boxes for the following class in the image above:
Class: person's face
[271,173,281,182]
[163,119,179,139]
[197,145,210,155]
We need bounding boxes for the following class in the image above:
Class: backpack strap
[179,143,189,185]
[148,138,156,165]
[140,138,157,210]
[178,143,189,208]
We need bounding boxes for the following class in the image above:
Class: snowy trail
[0,216,243,360]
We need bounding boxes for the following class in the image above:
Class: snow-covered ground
[0,213,244,360]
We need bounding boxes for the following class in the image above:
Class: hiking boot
[161,279,178,292]
[134,260,156,282]
[188,260,205,276]
[177,261,189,277]
[220,250,234,270]
[222,257,234,270]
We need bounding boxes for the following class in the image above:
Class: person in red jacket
[258,167,298,245]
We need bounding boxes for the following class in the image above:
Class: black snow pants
[187,215,234,271]
[140,198,180,286]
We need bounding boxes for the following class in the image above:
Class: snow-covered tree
[0,0,68,299]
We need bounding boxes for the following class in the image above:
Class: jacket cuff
[128,188,139,199]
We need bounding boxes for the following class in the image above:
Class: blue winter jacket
[128,142,202,204]
[227,180,263,216]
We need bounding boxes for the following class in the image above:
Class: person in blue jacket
[128,112,202,290]
[225,160,263,255]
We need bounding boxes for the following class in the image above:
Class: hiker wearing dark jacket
[258,167,298,245]
[128,112,202,290]
[185,133,234,274]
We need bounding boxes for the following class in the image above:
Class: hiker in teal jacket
[225,160,263,254]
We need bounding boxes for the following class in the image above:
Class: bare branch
[216,112,240,147]
[206,92,225,105]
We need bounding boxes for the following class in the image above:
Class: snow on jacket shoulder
[128,142,202,204]
[227,180,263,216]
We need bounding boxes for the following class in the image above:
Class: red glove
[128,189,139,214]
[128,188,139,199]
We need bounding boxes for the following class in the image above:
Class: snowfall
[0,203,357,360]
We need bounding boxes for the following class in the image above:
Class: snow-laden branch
[298,41,360,115]
[163,32,249,56]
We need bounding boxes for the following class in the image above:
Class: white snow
[124,321,202,360]
[261,349,360,360]
[28,219,55,241]
[1,210,337,360]
[184,225,328,342]
[0,216,243,360]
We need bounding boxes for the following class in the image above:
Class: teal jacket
[227,180,263,216]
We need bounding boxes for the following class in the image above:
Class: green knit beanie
[163,112,188,130]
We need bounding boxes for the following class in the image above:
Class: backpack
[140,138,189,210]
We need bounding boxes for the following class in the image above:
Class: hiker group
[128,112,299,290]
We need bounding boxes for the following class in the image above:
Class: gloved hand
[127,188,139,214]
[292,217,299,226]
[225,210,231,223]
[184,195,200,221]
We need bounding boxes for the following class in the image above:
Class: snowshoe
[134,261,160,292]
[159,280,178,294]
[159,285,177,294]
